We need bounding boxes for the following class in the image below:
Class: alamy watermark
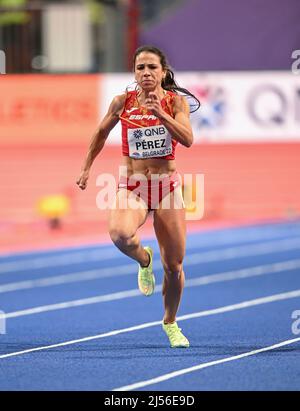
[0,310,6,335]
[291,310,300,335]
[0,50,6,74]
[95,167,204,221]
[291,50,300,74]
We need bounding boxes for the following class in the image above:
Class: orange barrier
[0,74,100,145]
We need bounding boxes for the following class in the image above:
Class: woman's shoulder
[172,93,189,109]
[164,90,184,105]
[112,93,127,106]
[113,90,138,107]
[163,90,187,110]
[109,93,127,115]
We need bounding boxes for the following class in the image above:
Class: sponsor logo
[129,114,157,120]
[126,107,138,113]
[189,85,226,128]
[144,127,166,137]
[133,129,143,139]
[247,85,287,126]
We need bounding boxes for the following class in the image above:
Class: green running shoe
[162,322,190,348]
[138,246,155,296]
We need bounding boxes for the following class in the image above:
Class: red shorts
[118,171,181,210]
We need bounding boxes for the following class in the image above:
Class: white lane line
[184,237,300,265]
[1,228,300,273]
[113,337,300,391]
[0,263,138,293]
[5,289,142,319]
[1,289,300,360]
[185,259,300,287]
[4,259,300,318]
[0,248,121,274]
[1,236,300,291]
[0,320,161,360]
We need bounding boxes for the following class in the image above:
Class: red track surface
[1,143,300,253]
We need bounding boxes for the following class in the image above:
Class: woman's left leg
[153,204,186,324]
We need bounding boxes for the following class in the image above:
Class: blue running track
[0,221,300,391]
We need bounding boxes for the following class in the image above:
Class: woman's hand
[76,170,89,190]
[145,92,166,119]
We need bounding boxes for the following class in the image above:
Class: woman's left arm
[146,93,193,147]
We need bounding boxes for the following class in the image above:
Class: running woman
[76,45,200,348]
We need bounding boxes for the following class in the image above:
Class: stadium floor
[0,220,300,391]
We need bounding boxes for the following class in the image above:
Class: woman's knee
[109,226,136,247]
[163,258,184,276]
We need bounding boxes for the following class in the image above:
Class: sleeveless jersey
[120,90,178,160]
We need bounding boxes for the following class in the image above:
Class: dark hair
[133,45,200,113]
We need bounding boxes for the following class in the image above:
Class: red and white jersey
[120,90,178,160]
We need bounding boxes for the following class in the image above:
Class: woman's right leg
[108,189,150,267]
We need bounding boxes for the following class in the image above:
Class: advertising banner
[0,74,99,145]
[100,71,300,143]
[1,71,299,145]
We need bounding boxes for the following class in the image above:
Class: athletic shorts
[117,171,183,211]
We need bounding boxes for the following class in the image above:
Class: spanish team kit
[120,90,178,160]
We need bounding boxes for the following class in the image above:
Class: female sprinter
[76,45,200,348]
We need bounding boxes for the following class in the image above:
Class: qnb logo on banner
[175,71,300,142]
[242,74,300,140]
[247,85,288,126]
[0,50,6,74]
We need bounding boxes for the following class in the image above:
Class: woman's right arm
[76,94,126,190]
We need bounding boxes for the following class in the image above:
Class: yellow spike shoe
[163,322,190,348]
[138,246,155,296]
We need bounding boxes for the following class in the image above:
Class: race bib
[128,125,172,159]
